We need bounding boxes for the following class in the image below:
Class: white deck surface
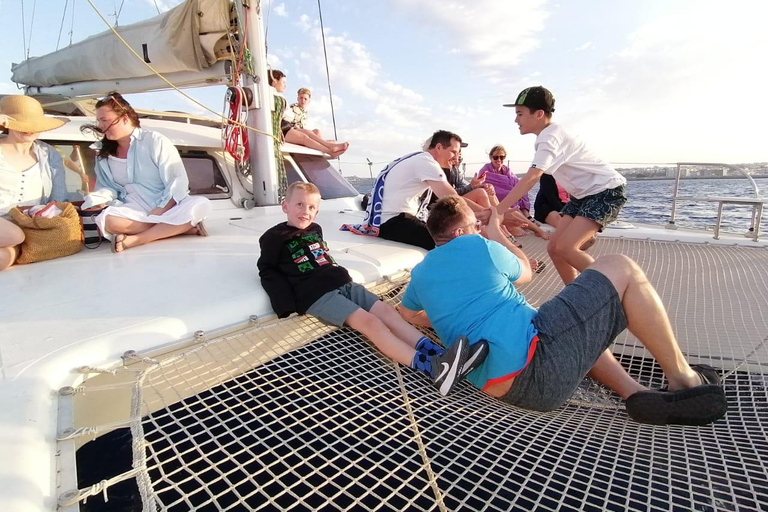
[0,197,426,510]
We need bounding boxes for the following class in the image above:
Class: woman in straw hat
[0,95,70,270]
[81,92,211,253]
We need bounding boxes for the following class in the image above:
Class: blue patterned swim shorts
[560,185,627,231]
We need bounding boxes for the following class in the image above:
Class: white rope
[58,468,143,507]
[394,363,448,512]
[78,365,119,375]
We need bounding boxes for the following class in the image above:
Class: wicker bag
[9,202,84,264]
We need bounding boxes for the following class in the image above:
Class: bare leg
[501,210,528,237]
[116,222,195,252]
[463,188,492,209]
[547,215,600,284]
[544,211,561,228]
[370,301,425,347]
[0,218,25,271]
[345,307,417,365]
[516,212,550,239]
[588,255,702,391]
[105,215,155,236]
[587,349,646,399]
[284,128,348,156]
[0,246,20,270]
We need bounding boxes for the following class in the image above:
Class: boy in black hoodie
[257,182,488,395]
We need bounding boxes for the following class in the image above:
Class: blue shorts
[561,185,626,231]
[306,282,379,327]
[502,269,628,412]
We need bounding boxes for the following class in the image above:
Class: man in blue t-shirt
[399,197,727,426]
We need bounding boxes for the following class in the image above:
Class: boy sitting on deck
[257,182,489,396]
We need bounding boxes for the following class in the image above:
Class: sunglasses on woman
[492,155,506,161]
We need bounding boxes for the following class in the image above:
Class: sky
[1,0,767,177]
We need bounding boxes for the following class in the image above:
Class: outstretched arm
[484,207,532,284]
[496,167,543,213]
[398,305,433,327]
[426,179,459,199]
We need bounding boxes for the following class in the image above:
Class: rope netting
[63,238,768,511]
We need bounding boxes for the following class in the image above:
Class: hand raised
[470,172,486,189]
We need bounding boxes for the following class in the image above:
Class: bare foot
[533,228,551,240]
[509,227,527,237]
[329,142,349,157]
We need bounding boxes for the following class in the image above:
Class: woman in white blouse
[82,92,211,253]
[0,95,69,271]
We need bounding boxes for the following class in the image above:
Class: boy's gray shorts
[502,269,628,412]
[306,282,379,327]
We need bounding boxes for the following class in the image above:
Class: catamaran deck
[58,233,768,511]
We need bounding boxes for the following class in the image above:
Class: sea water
[351,177,768,235]
[619,178,768,233]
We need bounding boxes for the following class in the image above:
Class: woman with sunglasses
[475,145,531,216]
[1,95,71,270]
[82,92,211,253]
[474,145,549,239]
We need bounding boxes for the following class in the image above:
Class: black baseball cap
[503,86,555,114]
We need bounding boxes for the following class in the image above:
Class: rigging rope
[223,87,250,162]
[317,0,338,142]
[82,0,276,141]
[69,0,77,46]
[21,0,39,60]
[56,0,70,51]
[115,0,126,26]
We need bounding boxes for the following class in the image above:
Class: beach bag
[73,202,107,249]
[9,202,83,264]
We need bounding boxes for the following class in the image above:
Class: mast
[239,0,280,206]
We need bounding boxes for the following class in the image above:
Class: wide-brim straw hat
[0,95,68,133]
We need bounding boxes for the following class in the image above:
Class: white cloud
[388,0,550,81]
[266,53,283,69]
[574,42,593,52]
[564,2,768,163]
[293,14,427,130]
[273,3,287,17]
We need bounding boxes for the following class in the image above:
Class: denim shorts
[502,269,628,412]
[306,282,379,327]
[561,185,627,231]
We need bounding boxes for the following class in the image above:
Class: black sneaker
[430,335,469,396]
[625,385,727,426]
[460,339,489,378]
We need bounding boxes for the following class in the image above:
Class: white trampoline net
[63,238,768,512]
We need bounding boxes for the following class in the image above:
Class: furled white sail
[11,0,231,88]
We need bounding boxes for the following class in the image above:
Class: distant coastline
[623,174,768,181]
[344,175,768,189]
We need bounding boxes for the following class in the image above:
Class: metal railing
[668,162,765,241]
